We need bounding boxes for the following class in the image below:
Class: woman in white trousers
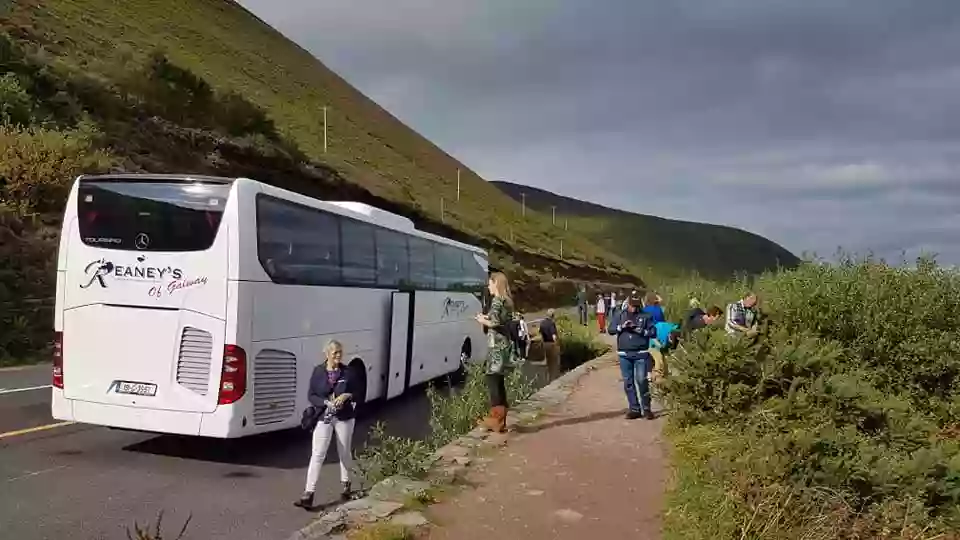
[295,340,359,509]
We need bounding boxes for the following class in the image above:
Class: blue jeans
[618,351,652,413]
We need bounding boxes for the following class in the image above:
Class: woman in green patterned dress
[474,271,518,433]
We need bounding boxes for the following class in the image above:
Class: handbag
[300,405,322,431]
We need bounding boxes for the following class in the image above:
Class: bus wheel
[349,359,368,413]
[450,338,471,385]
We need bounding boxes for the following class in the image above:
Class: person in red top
[595,294,607,332]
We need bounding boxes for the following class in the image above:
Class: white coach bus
[51,173,489,438]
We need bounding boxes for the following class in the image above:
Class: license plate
[116,381,157,396]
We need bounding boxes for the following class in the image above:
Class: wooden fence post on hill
[322,105,328,153]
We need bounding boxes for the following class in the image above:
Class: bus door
[386,291,412,399]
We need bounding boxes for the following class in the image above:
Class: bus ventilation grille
[176,327,213,395]
[253,349,297,425]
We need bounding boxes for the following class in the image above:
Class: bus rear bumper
[53,390,205,436]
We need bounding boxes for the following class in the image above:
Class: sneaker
[625,410,642,420]
[294,492,314,509]
[340,481,352,501]
[644,410,656,420]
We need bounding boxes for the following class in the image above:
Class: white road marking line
[0,385,51,395]
[5,465,69,483]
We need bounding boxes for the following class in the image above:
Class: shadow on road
[120,363,555,469]
[120,387,435,469]
[514,409,626,434]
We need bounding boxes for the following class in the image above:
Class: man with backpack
[615,297,658,420]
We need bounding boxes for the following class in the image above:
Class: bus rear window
[77,180,231,252]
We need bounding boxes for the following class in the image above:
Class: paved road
[0,361,555,540]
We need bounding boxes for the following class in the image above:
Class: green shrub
[0,121,114,214]
[660,258,960,539]
[356,362,537,485]
[353,422,436,483]
[126,511,191,540]
[0,72,34,125]
[554,312,610,370]
[0,205,58,365]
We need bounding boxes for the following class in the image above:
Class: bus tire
[450,338,471,385]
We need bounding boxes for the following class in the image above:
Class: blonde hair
[488,272,513,302]
[324,339,343,362]
[689,298,701,309]
[644,291,659,306]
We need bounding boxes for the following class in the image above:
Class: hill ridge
[493,180,799,279]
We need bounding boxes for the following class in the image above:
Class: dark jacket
[539,317,558,343]
[682,307,706,335]
[615,309,657,352]
[307,363,361,421]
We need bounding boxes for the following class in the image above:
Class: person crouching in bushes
[649,320,681,381]
[615,297,658,420]
[725,292,761,339]
[474,272,519,433]
[295,339,361,509]
[682,305,723,336]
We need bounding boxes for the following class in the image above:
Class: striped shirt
[725,300,757,335]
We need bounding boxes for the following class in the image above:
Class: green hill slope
[492,181,800,280]
[0,0,657,364]
[2,0,636,275]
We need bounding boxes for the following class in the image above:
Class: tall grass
[658,256,960,539]
[357,316,607,484]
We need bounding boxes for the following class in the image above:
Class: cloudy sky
[239,0,960,265]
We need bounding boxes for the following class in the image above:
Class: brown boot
[478,408,499,431]
[492,405,508,433]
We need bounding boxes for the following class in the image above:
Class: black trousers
[485,373,508,408]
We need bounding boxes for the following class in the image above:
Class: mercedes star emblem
[135,233,151,250]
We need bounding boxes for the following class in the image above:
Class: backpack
[494,319,523,347]
[607,306,621,335]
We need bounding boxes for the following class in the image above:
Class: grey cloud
[239,0,960,265]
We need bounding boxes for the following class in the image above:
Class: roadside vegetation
[657,255,960,539]
[357,313,608,484]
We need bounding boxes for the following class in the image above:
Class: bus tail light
[52,331,64,389]
[218,344,247,405]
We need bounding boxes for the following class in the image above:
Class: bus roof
[78,173,487,256]
[79,173,236,185]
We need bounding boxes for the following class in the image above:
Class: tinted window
[463,251,488,291]
[435,244,465,290]
[257,197,340,284]
[376,228,409,286]
[78,180,230,252]
[408,237,435,289]
[341,218,376,285]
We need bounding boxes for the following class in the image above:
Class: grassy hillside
[493,181,799,280]
[3,0,632,274]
